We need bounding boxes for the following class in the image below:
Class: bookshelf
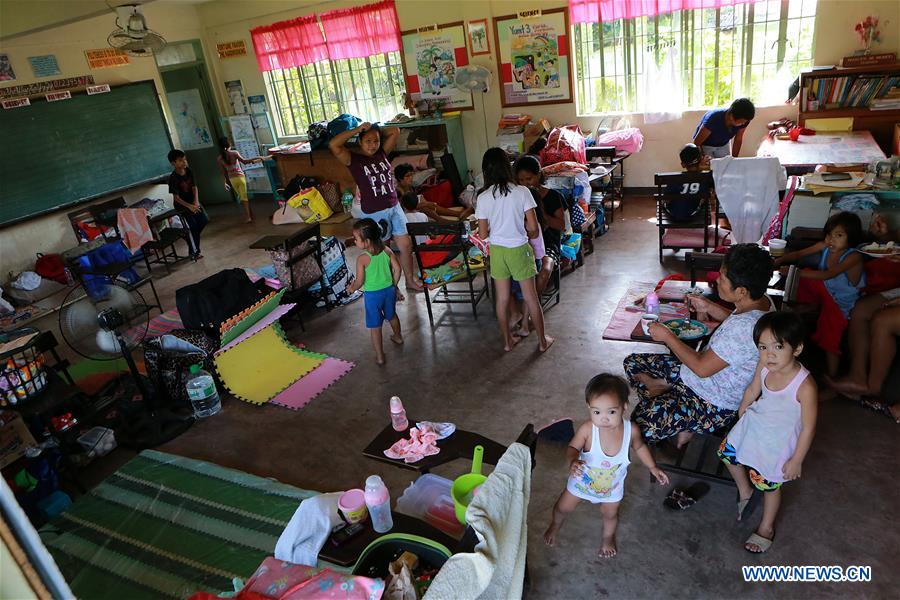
[799,63,900,154]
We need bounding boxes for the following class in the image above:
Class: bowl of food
[860,241,899,258]
[663,319,709,340]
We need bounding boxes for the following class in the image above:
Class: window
[573,0,817,115]
[265,51,406,137]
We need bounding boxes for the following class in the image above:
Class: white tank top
[726,365,808,483]
[566,421,631,504]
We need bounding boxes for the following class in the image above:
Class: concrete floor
[90,197,898,598]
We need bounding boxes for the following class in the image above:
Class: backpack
[307,120,329,150]
[326,114,361,140]
[175,269,264,332]
[34,253,68,285]
[143,329,218,410]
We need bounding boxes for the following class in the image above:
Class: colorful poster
[401,23,473,111]
[167,89,213,150]
[493,9,573,107]
[0,54,15,81]
[28,55,60,78]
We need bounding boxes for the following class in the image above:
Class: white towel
[425,443,532,600]
[274,492,343,566]
[711,156,786,244]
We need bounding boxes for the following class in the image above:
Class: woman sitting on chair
[624,244,774,446]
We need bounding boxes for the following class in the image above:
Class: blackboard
[0,80,173,227]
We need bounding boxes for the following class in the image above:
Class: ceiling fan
[107,4,167,57]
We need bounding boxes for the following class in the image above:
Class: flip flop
[663,482,710,510]
[744,532,774,553]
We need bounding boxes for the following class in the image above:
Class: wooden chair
[654,171,714,262]
[407,221,490,327]
[277,223,331,331]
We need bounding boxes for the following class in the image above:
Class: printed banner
[85,48,129,69]
[401,22,473,111]
[217,40,248,59]
[493,8,573,107]
[46,91,71,102]
[2,98,30,109]
[86,84,111,95]
[0,75,94,99]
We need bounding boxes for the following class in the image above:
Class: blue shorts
[364,285,397,328]
[364,203,408,238]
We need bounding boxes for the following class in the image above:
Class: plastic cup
[338,489,368,524]
[768,239,787,257]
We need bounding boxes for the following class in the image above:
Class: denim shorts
[364,203,408,238]
[364,285,397,328]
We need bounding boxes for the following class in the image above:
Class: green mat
[40,450,318,599]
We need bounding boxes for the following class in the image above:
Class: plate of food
[860,241,899,258]
[663,319,709,340]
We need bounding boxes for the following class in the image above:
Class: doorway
[157,40,229,205]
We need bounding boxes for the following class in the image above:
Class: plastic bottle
[364,475,393,533]
[341,189,354,214]
[645,291,660,316]
[389,396,408,432]
[185,364,221,418]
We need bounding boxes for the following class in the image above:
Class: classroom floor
[84,196,896,598]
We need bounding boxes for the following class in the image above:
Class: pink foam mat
[269,358,355,410]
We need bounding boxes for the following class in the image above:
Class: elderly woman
[624,244,774,446]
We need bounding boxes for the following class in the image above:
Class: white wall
[0,1,205,275]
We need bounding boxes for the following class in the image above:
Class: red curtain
[250,14,328,72]
[570,0,763,24]
[319,0,401,61]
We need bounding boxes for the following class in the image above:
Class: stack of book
[805,74,900,110]
[870,86,900,110]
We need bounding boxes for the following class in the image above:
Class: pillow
[391,153,431,171]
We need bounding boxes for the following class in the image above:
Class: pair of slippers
[663,482,710,510]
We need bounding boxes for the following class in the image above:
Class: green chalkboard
[0,80,173,227]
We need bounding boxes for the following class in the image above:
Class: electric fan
[455,65,494,148]
[58,280,192,448]
[107,4,167,57]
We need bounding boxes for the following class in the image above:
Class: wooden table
[756,130,886,168]
[248,223,317,251]
[362,421,506,473]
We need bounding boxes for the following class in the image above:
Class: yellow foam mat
[214,326,323,404]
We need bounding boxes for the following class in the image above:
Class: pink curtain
[250,15,328,72]
[570,0,763,24]
[320,0,401,61]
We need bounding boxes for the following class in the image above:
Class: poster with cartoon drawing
[401,22,473,111]
[493,9,573,107]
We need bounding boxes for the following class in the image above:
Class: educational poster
[248,95,267,114]
[228,115,263,171]
[224,79,248,115]
[493,9,573,107]
[28,55,60,78]
[401,22,473,111]
[167,89,213,150]
[467,19,490,56]
[0,54,15,81]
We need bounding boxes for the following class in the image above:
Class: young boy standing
[693,97,755,159]
[168,149,208,260]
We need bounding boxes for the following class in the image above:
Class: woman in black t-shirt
[515,155,566,265]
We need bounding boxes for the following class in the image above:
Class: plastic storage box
[395,474,465,538]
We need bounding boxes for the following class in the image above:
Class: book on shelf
[804,73,900,111]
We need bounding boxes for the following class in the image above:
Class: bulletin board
[400,22,474,111]
[492,8,574,108]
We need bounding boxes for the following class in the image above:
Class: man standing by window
[693,98,755,159]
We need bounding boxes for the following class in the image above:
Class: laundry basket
[0,328,48,407]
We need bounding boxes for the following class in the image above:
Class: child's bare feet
[829,376,870,397]
[598,533,617,558]
[390,334,404,345]
[538,335,554,352]
[676,431,694,449]
[891,404,900,423]
[503,335,521,352]
[375,353,386,365]
[635,373,670,397]
[543,524,560,547]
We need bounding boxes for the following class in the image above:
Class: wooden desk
[249,224,316,251]
[756,130,886,167]
[362,421,506,473]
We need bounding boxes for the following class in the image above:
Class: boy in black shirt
[167,149,208,259]
[663,144,712,222]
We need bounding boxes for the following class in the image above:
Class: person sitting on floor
[394,163,473,222]
[664,144,712,222]
[624,243,774,447]
[718,311,817,554]
[774,212,865,377]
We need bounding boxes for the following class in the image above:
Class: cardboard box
[0,411,36,469]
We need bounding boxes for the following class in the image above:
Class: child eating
[718,311,817,553]
[774,212,865,376]
[544,374,669,557]
[346,218,404,365]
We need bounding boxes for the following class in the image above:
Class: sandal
[663,482,710,510]
[744,531,774,553]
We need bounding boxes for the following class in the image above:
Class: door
[160,65,230,205]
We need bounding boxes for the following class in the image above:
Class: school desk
[756,130,886,169]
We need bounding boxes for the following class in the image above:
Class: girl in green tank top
[347,218,405,364]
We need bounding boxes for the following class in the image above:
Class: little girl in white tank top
[567,420,631,503]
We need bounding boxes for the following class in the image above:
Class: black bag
[308,120,329,150]
[143,329,218,408]
[283,175,318,200]
[175,268,264,332]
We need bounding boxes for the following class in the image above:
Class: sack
[594,127,644,155]
[326,113,361,140]
[270,243,323,290]
[142,329,218,409]
[307,120,329,150]
[34,253,67,284]
[318,181,342,213]
[272,203,304,225]
[288,188,333,223]
[175,268,264,331]
[539,125,587,166]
